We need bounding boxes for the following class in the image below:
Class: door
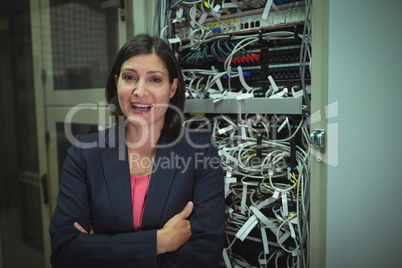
[30,0,129,266]
[310,0,330,267]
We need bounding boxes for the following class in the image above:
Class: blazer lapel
[100,128,133,231]
[141,134,184,229]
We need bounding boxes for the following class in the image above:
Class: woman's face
[115,53,178,130]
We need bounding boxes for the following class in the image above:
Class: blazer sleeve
[49,135,158,268]
[160,133,226,268]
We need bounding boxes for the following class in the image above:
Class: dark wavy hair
[105,34,185,136]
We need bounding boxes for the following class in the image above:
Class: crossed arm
[74,201,194,255]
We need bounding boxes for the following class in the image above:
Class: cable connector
[288,201,295,213]
[231,54,260,64]
[211,27,221,34]
[250,53,260,62]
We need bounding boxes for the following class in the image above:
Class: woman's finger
[74,222,88,233]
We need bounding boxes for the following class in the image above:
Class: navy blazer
[49,127,225,268]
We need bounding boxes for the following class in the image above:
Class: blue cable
[302,112,311,124]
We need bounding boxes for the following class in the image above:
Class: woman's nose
[133,80,148,98]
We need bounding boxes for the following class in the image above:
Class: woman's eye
[123,75,135,81]
[150,77,161,83]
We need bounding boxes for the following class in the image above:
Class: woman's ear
[170,78,178,99]
[114,75,118,87]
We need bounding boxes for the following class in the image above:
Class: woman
[49,34,225,268]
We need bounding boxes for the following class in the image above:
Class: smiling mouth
[131,103,152,111]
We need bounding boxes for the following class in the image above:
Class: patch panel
[241,66,261,82]
[268,45,302,63]
[180,38,310,93]
[269,62,310,80]
[174,1,306,41]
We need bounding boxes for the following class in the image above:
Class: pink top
[130,174,151,231]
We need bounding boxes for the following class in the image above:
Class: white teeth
[132,103,152,109]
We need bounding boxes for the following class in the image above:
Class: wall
[326,0,402,267]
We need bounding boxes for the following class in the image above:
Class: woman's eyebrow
[121,68,137,73]
[121,69,164,75]
[147,70,165,75]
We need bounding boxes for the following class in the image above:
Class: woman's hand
[157,201,193,255]
[73,201,193,254]
[74,222,94,234]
